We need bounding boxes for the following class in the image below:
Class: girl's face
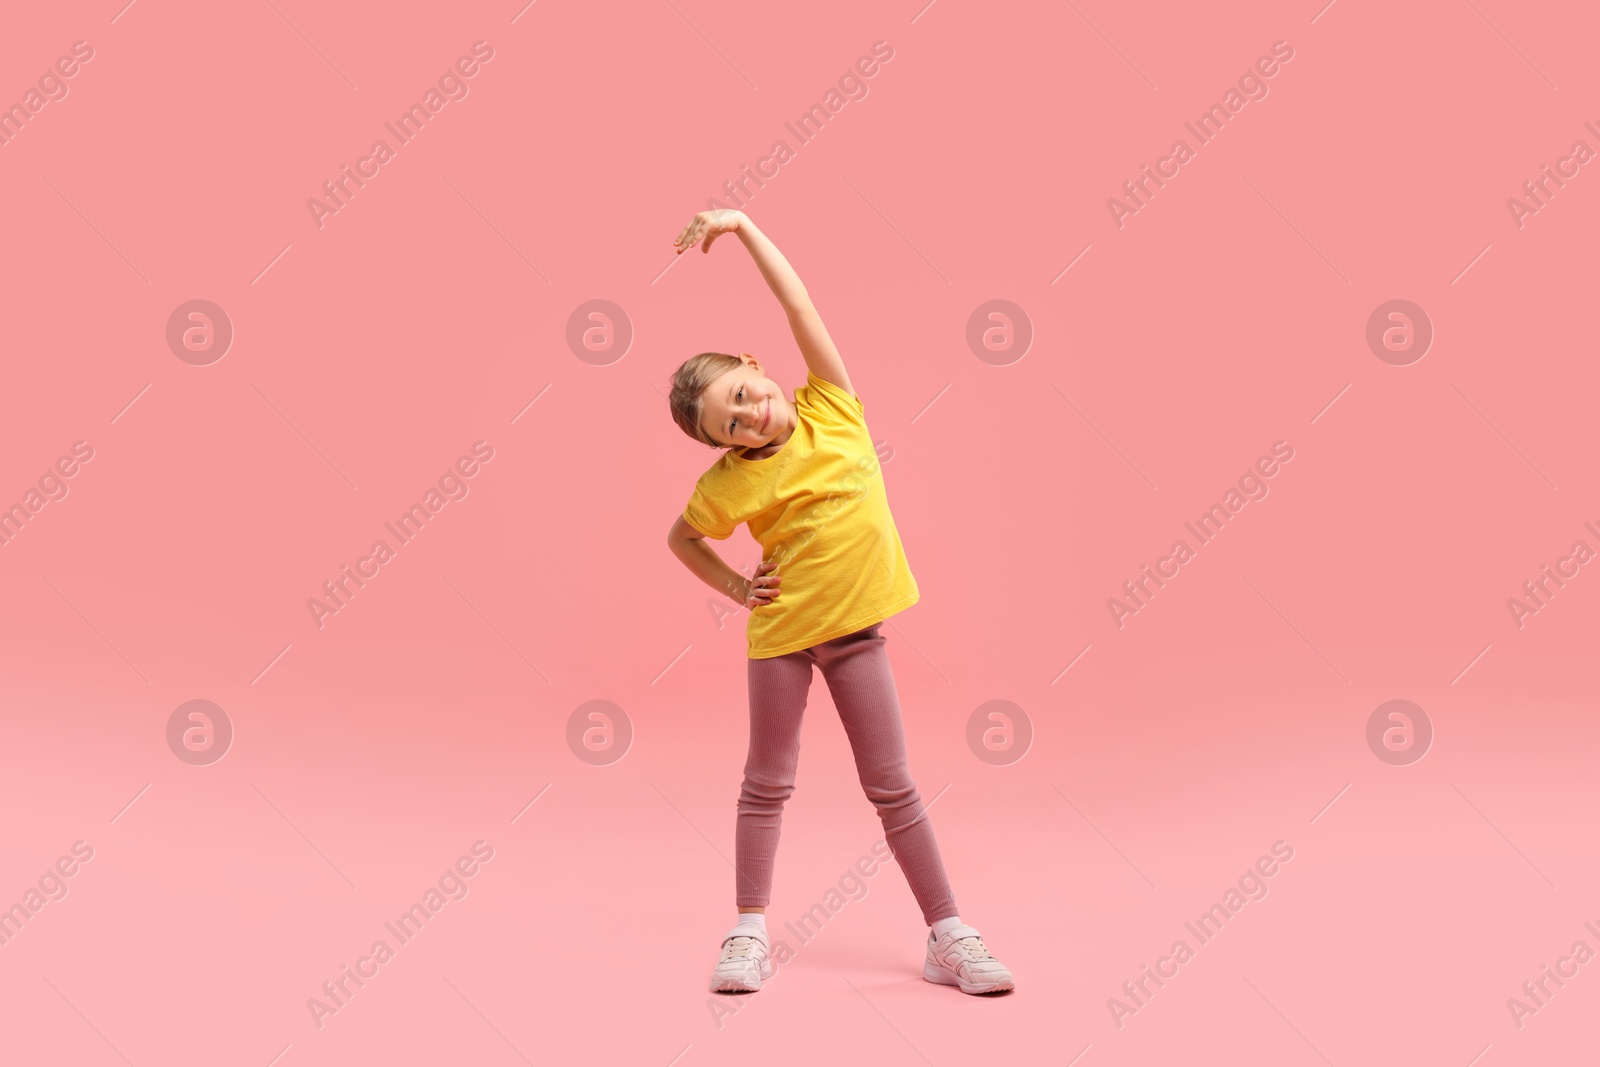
[699,356,792,449]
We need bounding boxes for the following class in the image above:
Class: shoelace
[954,935,994,961]
[722,935,759,962]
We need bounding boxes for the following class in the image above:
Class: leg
[815,624,959,926]
[735,648,815,909]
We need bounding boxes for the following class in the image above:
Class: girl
[664,209,1014,997]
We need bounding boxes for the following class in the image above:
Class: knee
[862,779,919,813]
[738,774,796,812]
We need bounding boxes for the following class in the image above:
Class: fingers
[679,229,707,255]
[747,560,780,607]
[675,211,735,255]
[674,217,704,252]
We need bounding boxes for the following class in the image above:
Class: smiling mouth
[760,399,770,433]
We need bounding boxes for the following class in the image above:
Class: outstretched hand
[675,209,744,255]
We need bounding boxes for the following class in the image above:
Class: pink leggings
[735,622,959,926]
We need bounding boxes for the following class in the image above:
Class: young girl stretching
[664,209,1014,997]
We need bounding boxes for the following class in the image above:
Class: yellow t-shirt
[682,370,920,659]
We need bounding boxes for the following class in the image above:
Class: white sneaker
[923,923,1015,994]
[709,924,774,993]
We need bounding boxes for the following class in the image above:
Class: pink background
[2,0,1597,1063]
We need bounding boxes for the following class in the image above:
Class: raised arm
[674,210,854,397]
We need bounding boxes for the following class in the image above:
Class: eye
[731,387,743,434]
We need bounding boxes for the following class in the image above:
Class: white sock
[931,915,963,939]
[735,912,767,933]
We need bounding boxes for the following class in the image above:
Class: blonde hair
[668,351,746,449]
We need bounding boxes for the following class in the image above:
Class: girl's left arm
[675,209,853,396]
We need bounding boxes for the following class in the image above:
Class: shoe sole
[923,959,1014,994]
[711,957,775,994]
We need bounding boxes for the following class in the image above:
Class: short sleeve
[682,478,738,540]
[801,371,865,423]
